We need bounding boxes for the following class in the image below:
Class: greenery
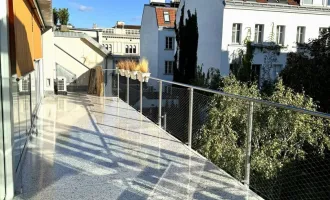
[280,27,330,113]
[173,4,199,84]
[195,75,330,199]
[192,65,221,90]
[53,8,59,25]
[58,8,70,25]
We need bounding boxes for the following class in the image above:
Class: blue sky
[53,0,172,28]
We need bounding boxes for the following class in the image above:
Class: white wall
[54,37,106,86]
[158,29,176,81]
[141,6,159,78]
[42,28,55,94]
[221,7,330,79]
[177,0,225,74]
[103,37,140,56]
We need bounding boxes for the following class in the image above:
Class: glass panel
[12,77,20,171]
[304,0,313,4]
[31,72,36,114]
[18,78,27,167]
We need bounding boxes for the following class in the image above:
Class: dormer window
[164,11,170,23]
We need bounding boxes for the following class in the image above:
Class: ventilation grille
[22,80,29,91]
[58,80,65,91]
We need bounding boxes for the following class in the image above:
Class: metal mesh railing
[162,82,189,144]
[109,73,330,200]
[141,79,159,125]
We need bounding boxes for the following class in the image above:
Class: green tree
[173,4,199,84]
[53,8,59,25]
[58,8,69,25]
[195,75,330,199]
[281,27,330,113]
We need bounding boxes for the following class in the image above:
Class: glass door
[0,4,6,197]
[0,75,5,200]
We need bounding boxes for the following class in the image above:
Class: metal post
[245,101,254,188]
[158,81,162,127]
[164,113,167,130]
[126,76,129,104]
[140,81,143,114]
[188,88,194,148]
[117,71,119,100]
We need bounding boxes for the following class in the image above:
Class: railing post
[126,76,129,104]
[117,71,119,101]
[140,81,143,114]
[163,113,167,130]
[158,81,162,127]
[188,87,194,148]
[245,101,254,188]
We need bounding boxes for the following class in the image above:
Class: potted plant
[129,60,139,80]
[117,61,125,76]
[137,58,150,82]
[124,60,131,78]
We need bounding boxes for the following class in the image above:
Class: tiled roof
[156,7,177,28]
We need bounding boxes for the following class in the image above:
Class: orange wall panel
[10,0,43,77]
[33,17,42,59]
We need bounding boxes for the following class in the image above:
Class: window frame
[165,61,174,75]
[108,44,112,53]
[232,23,242,44]
[296,26,305,44]
[125,45,129,54]
[164,11,170,23]
[165,37,174,50]
[133,45,137,54]
[254,24,264,44]
[276,25,285,46]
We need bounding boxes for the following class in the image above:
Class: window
[251,65,261,86]
[254,24,264,44]
[129,45,133,53]
[164,11,170,23]
[164,86,172,94]
[46,78,51,87]
[125,45,129,53]
[304,0,313,4]
[276,25,285,45]
[232,23,241,44]
[328,0,330,5]
[166,37,174,49]
[296,26,305,44]
[165,61,174,75]
[133,45,137,54]
[273,64,283,78]
[109,44,112,53]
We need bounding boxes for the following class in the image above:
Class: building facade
[140,0,179,81]
[177,0,330,83]
[102,22,141,67]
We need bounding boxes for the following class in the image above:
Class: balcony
[15,97,262,199]
[14,70,330,200]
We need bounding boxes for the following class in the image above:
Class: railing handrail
[149,76,330,120]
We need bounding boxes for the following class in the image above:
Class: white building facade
[102,22,141,67]
[177,0,330,83]
[140,0,179,81]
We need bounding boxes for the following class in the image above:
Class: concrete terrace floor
[14,93,262,200]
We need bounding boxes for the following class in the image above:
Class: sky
[53,0,172,28]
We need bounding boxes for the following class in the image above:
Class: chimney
[170,0,180,7]
[116,21,125,28]
[150,0,166,6]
